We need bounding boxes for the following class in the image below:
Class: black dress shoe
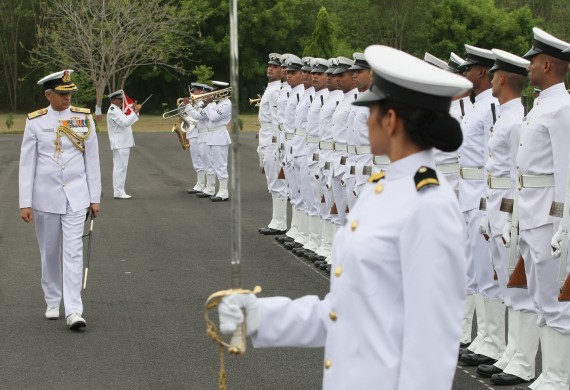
[313,255,326,262]
[458,348,472,356]
[325,264,331,274]
[187,189,200,194]
[314,260,326,268]
[300,250,316,258]
[259,227,287,235]
[459,353,497,366]
[490,373,528,386]
[460,342,471,348]
[210,196,229,202]
[196,192,213,198]
[283,241,302,250]
[512,387,532,390]
[276,235,294,243]
[318,262,328,270]
[292,247,306,256]
[476,364,502,378]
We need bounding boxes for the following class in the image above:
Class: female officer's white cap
[353,45,472,110]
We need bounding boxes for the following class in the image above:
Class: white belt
[295,128,306,136]
[436,162,459,174]
[487,175,512,189]
[260,122,273,130]
[356,145,371,155]
[518,174,554,188]
[333,142,347,152]
[373,155,390,165]
[208,126,226,133]
[319,141,334,150]
[198,128,209,133]
[460,167,484,180]
[306,136,319,143]
[285,133,295,140]
[347,145,356,154]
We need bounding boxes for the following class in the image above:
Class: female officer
[217,45,472,390]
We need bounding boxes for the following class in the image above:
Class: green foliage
[425,0,539,59]
[303,7,336,58]
[5,113,14,129]
[192,65,215,84]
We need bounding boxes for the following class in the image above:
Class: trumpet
[249,94,261,107]
[190,87,232,104]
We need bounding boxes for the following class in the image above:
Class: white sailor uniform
[252,151,466,390]
[20,106,101,317]
[106,102,137,197]
[204,97,232,199]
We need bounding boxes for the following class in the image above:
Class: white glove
[501,223,511,248]
[218,293,260,336]
[479,216,489,240]
[551,227,563,258]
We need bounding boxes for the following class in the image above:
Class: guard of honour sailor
[215,45,470,390]
[106,90,142,199]
[19,70,101,330]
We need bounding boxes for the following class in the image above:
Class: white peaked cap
[354,45,472,110]
[424,52,447,70]
[490,49,529,76]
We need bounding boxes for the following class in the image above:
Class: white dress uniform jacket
[485,98,521,236]
[517,83,570,231]
[205,98,231,146]
[253,150,466,390]
[459,89,498,212]
[292,86,314,157]
[20,106,101,213]
[258,80,281,147]
[318,90,344,171]
[331,89,358,178]
[106,104,137,150]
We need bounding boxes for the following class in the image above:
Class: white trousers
[34,203,87,317]
[188,136,204,172]
[260,144,287,198]
[331,174,347,226]
[112,147,130,196]
[519,225,570,332]
[463,208,498,297]
[306,162,321,216]
[198,140,211,174]
[209,145,229,180]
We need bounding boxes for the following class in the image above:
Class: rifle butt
[507,255,527,288]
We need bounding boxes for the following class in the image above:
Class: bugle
[249,94,261,107]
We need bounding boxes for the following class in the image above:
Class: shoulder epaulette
[70,106,91,114]
[27,108,48,120]
[414,166,439,191]
[368,171,386,183]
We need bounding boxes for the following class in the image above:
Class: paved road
[0,132,515,389]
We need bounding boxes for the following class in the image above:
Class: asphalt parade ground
[0,131,527,390]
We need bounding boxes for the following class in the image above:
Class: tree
[303,7,336,58]
[30,0,204,116]
[425,0,538,60]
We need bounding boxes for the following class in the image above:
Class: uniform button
[325,359,332,369]
[351,221,358,231]
[61,166,65,170]
[329,311,338,321]
[334,266,342,277]
[374,184,383,194]
[520,143,522,147]
[488,153,491,158]
[62,183,66,187]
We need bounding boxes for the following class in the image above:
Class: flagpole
[229,0,241,289]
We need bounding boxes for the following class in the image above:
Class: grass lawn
[0,113,260,134]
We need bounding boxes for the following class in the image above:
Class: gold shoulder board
[70,106,91,114]
[414,166,439,191]
[27,108,48,120]
[368,171,386,183]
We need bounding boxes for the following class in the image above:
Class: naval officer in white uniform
[19,70,101,330]
[215,46,470,390]
[106,90,141,199]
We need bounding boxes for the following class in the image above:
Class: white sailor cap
[190,82,209,92]
[461,44,495,69]
[37,70,78,92]
[490,49,529,76]
[524,27,570,61]
[311,58,329,73]
[268,53,281,66]
[279,53,292,67]
[353,45,472,112]
[108,90,124,99]
[325,58,338,74]
[349,52,370,70]
[333,57,355,75]
[211,81,229,90]
[446,52,465,74]
[301,57,314,71]
[286,55,303,71]
[424,52,447,70]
